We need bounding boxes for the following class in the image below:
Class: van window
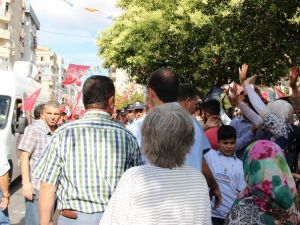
[0,95,11,129]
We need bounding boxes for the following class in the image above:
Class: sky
[30,0,122,68]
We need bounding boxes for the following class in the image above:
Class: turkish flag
[62,74,77,85]
[24,88,41,112]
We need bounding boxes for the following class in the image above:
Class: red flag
[67,64,90,79]
[76,91,82,103]
[24,88,41,112]
[75,80,82,87]
[70,91,82,118]
[275,87,286,98]
[62,74,77,85]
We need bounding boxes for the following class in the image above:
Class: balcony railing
[0,29,10,40]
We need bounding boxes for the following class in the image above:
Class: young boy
[204,125,246,225]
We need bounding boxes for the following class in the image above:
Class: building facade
[36,46,59,100]
[0,0,39,71]
[23,2,39,62]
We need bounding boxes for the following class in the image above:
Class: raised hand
[226,83,238,107]
[243,75,257,86]
[239,64,248,85]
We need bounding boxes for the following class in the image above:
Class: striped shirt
[33,110,142,213]
[18,119,52,190]
[100,165,212,225]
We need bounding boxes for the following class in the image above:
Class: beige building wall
[0,0,26,70]
[36,46,60,100]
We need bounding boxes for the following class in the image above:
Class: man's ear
[108,96,115,110]
[148,88,157,100]
[205,111,210,119]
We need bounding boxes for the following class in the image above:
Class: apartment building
[23,2,39,62]
[36,46,59,100]
[0,0,39,71]
[0,0,23,70]
[56,56,67,102]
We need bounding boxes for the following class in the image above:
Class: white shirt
[100,165,212,225]
[204,149,246,219]
[0,151,9,176]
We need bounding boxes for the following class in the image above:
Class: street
[9,177,25,225]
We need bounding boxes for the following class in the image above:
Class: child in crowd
[204,125,246,225]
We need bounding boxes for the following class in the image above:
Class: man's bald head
[148,68,179,103]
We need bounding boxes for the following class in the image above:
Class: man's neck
[48,125,57,134]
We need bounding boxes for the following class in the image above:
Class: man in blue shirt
[128,69,222,208]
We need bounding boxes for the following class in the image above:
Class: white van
[0,61,50,181]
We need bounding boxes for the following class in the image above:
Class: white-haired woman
[100,103,211,225]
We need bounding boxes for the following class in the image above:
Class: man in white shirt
[0,153,10,225]
[127,68,222,208]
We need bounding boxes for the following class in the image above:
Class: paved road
[8,177,25,225]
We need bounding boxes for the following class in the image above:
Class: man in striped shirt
[33,76,142,225]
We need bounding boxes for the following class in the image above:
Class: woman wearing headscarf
[225,140,300,225]
[100,103,212,225]
[237,64,300,171]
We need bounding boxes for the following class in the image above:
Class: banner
[62,64,90,86]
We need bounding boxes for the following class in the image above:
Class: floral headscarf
[238,140,300,224]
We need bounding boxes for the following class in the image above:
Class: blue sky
[30,0,121,68]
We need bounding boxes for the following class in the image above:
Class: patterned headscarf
[238,140,300,224]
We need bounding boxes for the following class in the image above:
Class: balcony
[0,12,11,23]
[0,28,10,40]
[0,47,10,58]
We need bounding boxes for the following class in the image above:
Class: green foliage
[115,91,144,109]
[97,0,300,95]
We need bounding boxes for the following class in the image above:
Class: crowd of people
[0,64,300,225]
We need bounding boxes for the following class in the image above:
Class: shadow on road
[10,176,22,195]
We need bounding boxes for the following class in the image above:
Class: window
[5,3,9,13]
[0,95,11,129]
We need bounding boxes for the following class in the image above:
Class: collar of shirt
[83,110,111,119]
[34,119,52,136]
[217,151,238,160]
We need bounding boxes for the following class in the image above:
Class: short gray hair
[142,103,194,168]
[45,100,60,109]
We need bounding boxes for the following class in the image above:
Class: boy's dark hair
[148,68,179,103]
[177,84,197,102]
[217,125,237,141]
[202,99,220,116]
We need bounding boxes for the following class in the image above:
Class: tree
[97,0,300,94]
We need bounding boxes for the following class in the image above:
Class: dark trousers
[212,217,224,225]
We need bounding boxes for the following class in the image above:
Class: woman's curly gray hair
[142,103,194,169]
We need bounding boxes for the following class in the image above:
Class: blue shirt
[204,149,246,219]
[230,116,254,153]
[127,108,211,170]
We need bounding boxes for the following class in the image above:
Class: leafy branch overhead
[97,0,300,93]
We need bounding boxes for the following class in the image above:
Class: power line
[38,29,95,38]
